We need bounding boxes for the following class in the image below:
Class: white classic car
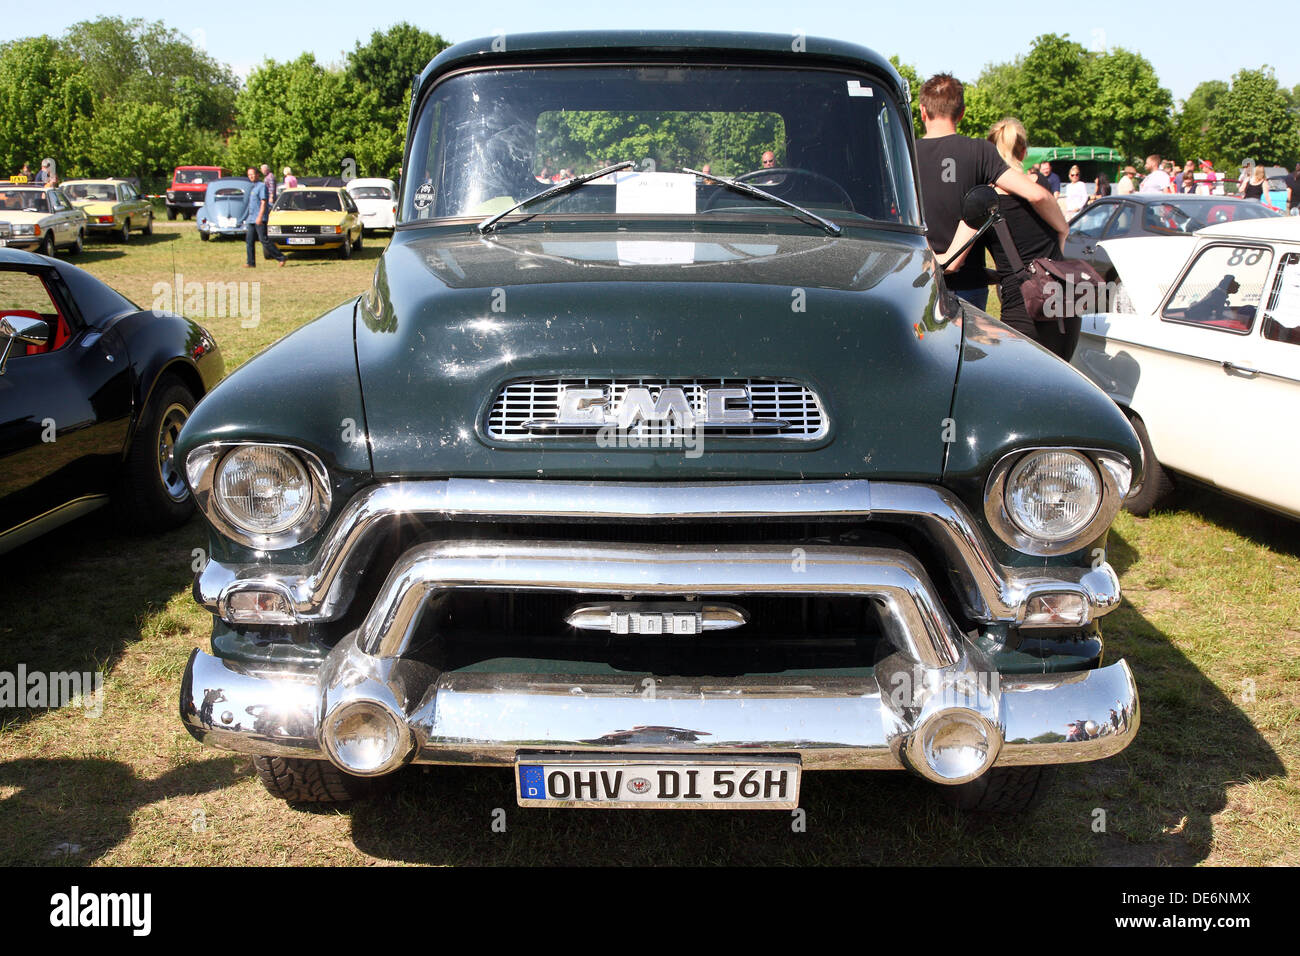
[0,184,88,256]
[344,177,397,232]
[1072,217,1300,518]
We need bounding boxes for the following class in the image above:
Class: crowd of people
[915,72,1300,363]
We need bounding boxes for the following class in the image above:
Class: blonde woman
[982,117,1077,359]
[1242,164,1268,203]
[1064,164,1088,214]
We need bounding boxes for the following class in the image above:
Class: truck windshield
[402,64,919,228]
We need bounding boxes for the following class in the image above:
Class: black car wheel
[253,756,388,803]
[167,208,177,221]
[40,233,56,257]
[1123,411,1174,516]
[71,229,84,255]
[339,234,352,259]
[119,221,131,243]
[143,214,153,236]
[354,228,363,250]
[116,377,197,532]
[198,229,210,241]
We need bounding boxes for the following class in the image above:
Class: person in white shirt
[1064,164,1088,213]
[1116,165,1137,194]
[1139,154,1170,193]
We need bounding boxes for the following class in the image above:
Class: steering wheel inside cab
[702,168,856,212]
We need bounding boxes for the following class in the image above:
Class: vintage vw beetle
[178,32,1141,812]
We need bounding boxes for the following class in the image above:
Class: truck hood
[355,227,962,480]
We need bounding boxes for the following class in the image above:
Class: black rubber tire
[339,234,352,259]
[40,233,55,257]
[167,208,177,221]
[941,765,1054,812]
[198,229,210,241]
[253,756,384,803]
[1124,412,1174,517]
[119,220,130,243]
[115,377,196,533]
[143,213,153,236]
[71,229,84,255]
[183,210,194,220]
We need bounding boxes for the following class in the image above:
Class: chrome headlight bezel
[984,447,1132,557]
[186,442,332,550]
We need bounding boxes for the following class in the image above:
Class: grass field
[0,219,1296,866]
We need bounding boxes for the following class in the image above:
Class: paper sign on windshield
[615,172,697,214]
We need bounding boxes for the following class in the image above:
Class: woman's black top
[1243,181,1264,200]
[987,192,1061,323]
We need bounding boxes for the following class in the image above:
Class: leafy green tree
[1006,34,1092,147]
[960,61,1022,139]
[1081,48,1173,164]
[1174,80,1229,169]
[231,55,399,179]
[61,17,238,133]
[347,23,450,114]
[0,37,94,175]
[1210,67,1300,166]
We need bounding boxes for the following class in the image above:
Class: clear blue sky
[0,0,1283,103]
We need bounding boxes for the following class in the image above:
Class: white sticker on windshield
[615,172,697,215]
[846,80,873,97]
[616,241,696,265]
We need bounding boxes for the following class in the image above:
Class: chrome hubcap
[157,403,190,502]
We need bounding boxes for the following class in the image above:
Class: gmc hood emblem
[527,385,788,431]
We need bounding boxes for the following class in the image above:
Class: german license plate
[286,237,313,244]
[516,754,800,809]
[219,216,236,227]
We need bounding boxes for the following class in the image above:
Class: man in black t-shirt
[915,74,1067,311]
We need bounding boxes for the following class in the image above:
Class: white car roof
[346,178,395,189]
[1197,215,1300,243]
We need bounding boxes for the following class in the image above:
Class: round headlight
[214,446,312,535]
[1004,450,1101,541]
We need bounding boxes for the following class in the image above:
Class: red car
[166,165,227,220]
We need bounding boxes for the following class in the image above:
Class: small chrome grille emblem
[566,602,748,635]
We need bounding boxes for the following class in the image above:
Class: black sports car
[0,248,224,553]
[1064,194,1282,278]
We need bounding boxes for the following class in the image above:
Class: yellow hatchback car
[62,179,154,243]
[266,187,364,258]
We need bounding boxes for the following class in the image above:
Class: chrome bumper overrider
[182,536,1140,781]
[195,478,1122,628]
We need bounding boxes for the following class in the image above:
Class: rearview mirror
[0,313,50,375]
[961,185,1000,229]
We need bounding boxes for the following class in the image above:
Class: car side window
[1071,204,1113,239]
[1143,202,1192,235]
[1260,251,1300,346]
[1162,244,1273,333]
[1104,203,1134,237]
[0,270,67,355]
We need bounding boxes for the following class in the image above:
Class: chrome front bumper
[195,478,1122,630]
[182,537,1139,781]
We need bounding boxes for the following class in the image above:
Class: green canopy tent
[1022,146,1123,187]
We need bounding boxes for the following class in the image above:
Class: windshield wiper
[478,161,636,234]
[683,167,841,236]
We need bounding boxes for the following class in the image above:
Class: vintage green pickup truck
[177,31,1141,812]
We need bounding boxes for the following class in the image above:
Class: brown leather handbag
[992,219,1104,333]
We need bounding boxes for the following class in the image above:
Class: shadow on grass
[1155,484,1300,560]
[0,755,245,865]
[0,509,205,734]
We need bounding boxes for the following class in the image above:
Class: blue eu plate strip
[519,764,546,799]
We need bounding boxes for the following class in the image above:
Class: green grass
[0,221,1295,865]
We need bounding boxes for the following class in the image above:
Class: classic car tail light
[97,216,114,224]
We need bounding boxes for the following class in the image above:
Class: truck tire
[167,207,177,221]
[940,765,1053,812]
[1124,412,1173,517]
[253,756,384,803]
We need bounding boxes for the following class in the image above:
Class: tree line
[893,34,1299,172]
[1,21,1296,191]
